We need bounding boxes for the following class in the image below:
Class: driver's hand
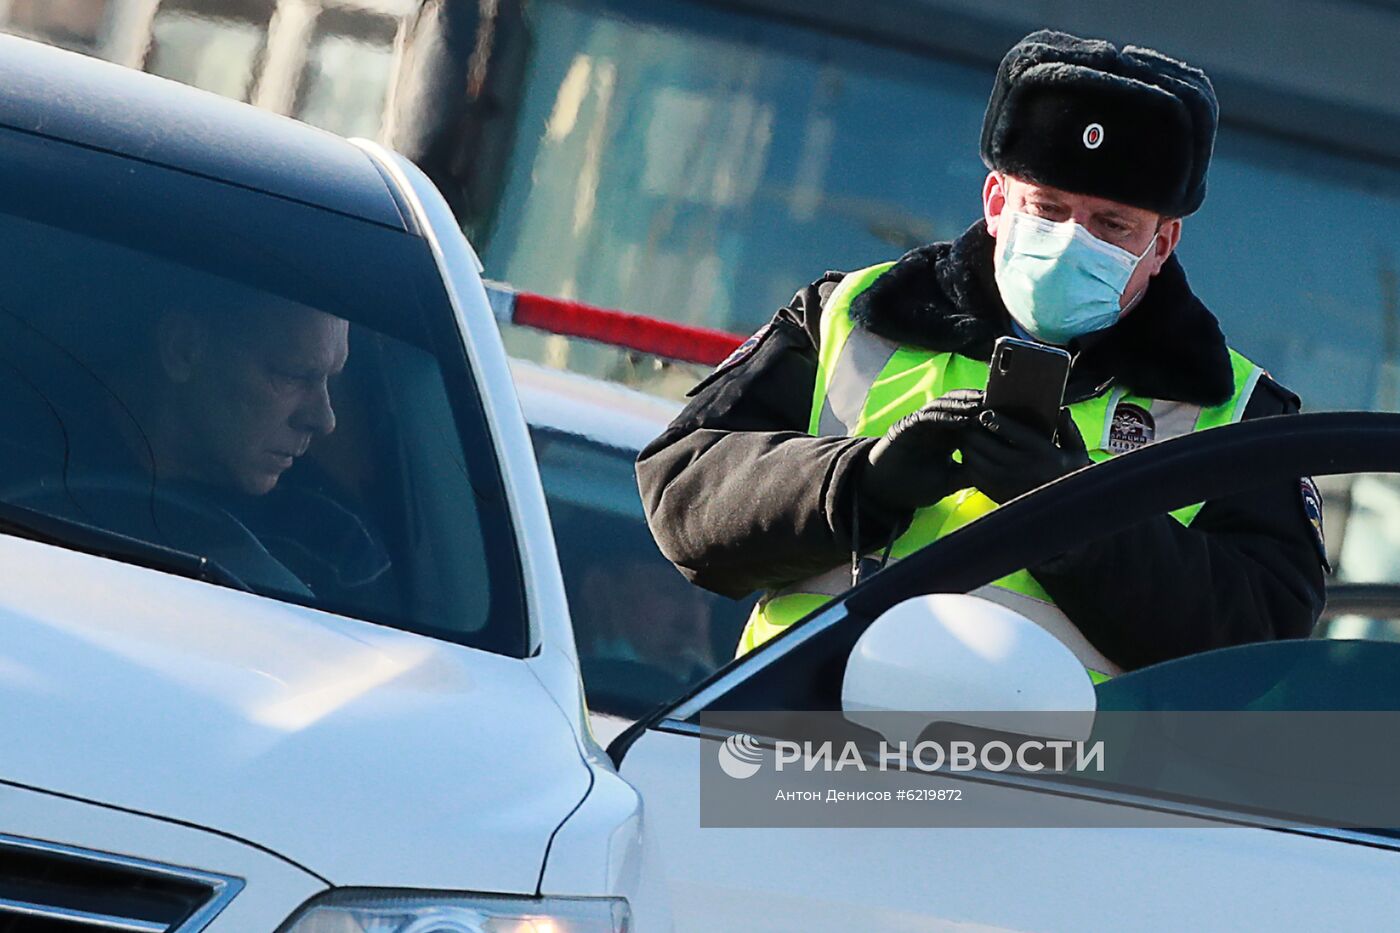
[961,406,1091,504]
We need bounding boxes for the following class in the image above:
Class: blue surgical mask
[992,210,1157,346]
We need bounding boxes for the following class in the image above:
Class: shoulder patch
[713,324,772,375]
[1299,476,1331,573]
[686,323,777,398]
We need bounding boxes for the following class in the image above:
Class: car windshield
[0,127,525,656]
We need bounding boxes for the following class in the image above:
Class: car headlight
[276,889,631,933]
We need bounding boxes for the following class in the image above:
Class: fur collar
[848,220,1235,406]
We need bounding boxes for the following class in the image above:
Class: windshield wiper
[0,499,251,592]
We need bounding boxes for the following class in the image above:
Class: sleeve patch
[1299,476,1331,573]
[712,324,772,375]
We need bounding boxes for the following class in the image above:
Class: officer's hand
[861,389,982,512]
[961,406,1091,504]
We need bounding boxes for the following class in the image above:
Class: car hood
[0,535,592,891]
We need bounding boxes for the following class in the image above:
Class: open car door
[609,413,1400,932]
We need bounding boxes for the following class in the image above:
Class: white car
[3,32,1400,933]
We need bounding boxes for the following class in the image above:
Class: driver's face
[163,306,349,495]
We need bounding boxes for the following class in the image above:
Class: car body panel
[0,531,593,891]
[621,727,1400,932]
[538,765,674,931]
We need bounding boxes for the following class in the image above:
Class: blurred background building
[12,0,1398,408]
[0,0,415,136]
[5,0,1399,638]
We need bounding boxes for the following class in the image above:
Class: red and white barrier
[484,282,744,367]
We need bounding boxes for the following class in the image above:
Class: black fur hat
[980,30,1218,217]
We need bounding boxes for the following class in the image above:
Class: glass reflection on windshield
[0,191,522,655]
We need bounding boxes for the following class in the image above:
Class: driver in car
[147,301,347,497]
[125,301,389,597]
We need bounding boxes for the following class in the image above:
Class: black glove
[860,389,982,512]
[960,405,1092,504]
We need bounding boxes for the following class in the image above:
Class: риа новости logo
[718,733,764,779]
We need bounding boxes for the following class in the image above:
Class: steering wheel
[0,473,312,597]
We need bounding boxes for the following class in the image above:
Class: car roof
[0,34,406,231]
[511,360,681,452]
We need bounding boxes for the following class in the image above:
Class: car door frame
[604,413,1400,933]
[611,410,1400,760]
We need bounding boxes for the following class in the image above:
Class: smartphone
[984,336,1071,439]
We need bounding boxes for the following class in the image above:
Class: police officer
[636,30,1328,678]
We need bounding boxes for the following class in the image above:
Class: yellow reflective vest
[736,261,1266,681]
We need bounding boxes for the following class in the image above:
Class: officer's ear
[156,310,208,384]
[983,172,1010,236]
[1145,216,1184,277]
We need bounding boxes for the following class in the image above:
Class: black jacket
[637,221,1327,671]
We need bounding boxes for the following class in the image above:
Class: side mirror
[842,594,1096,746]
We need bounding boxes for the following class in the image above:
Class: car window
[1061,637,1400,834]
[529,426,754,715]
[0,126,526,656]
[1093,638,1400,712]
